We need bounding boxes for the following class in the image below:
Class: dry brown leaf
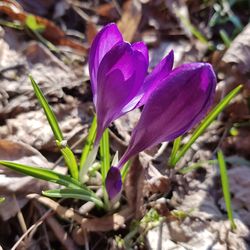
[124,156,145,218]
[147,218,249,250]
[0,139,52,220]
[95,2,120,20]
[220,166,250,227]
[85,21,98,45]
[223,23,250,74]
[16,0,55,16]
[117,0,142,42]
[0,29,83,117]
[0,0,87,54]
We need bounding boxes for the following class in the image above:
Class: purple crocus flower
[89,23,174,144]
[106,62,216,200]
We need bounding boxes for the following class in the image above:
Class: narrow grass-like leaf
[172,85,243,166]
[219,29,231,48]
[169,136,182,166]
[0,161,82,189]
[80,115,97,170]
[43,188,104,207]
[57,142,79,180]
[217,150,236,230]
[100,129,110,182]
[179,160,217,174]
[100,129,111,209]
[0,20,24,30]
[29,75,63,142]
[177,13,213,49]
[30,76,79,179]
[121,160,131,182]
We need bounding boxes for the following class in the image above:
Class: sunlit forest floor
[0,0,250,249]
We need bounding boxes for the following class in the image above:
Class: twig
[11,209,53,250]
[35,203,76,250]
[82,229,89,250]
[156,220,163,250]
[27,193,134,231]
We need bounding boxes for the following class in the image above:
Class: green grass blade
[177,13,212,49]
[80,115,97,170]
[169,136,182,167]
[57,142,79,180]
[29,75,63,142]
[219,29,231,48]
[172,85,243,166]
[217,150,236,230]
[0,19,24,30]
[0,161,82,189]
[179,160,218,174]
[43,188,104,208]
[100,129,110,182]
[121,160,131,182]
[30,76,79,179]
[100,129,111,209]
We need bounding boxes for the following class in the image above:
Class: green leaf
[57,142,79,180]
[25,15,45,32]
[169,136,181,166]
[43,188,104,208]
[172,85,243,166]
[217,150,236,230]
[0,197,5,203]
[0,161,82,189]
[29,76,63,142]
[100,129,110,182]
[80,115,97,170]
[30,76,79,179]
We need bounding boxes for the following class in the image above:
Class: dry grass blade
[35,203,76,250]
[11,209,53,250]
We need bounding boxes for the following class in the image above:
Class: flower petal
[122,50,174,113]
[132,41,149,64]
[137,50,174,107]
[118,63,216,167]
[95,42,148,143]
[105,166,122,200]
[89,23,123,105]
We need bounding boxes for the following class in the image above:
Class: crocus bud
[106,62,216,199]
[105,166,122,201]
[89,23,149,144]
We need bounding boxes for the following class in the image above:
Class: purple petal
[122,50,174,113]
[95,42,148,143]
[118,63,216,167]
[89,23,123,105]
[136,50,174,107]
[105,166,122,200]
[132,42,149,64]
